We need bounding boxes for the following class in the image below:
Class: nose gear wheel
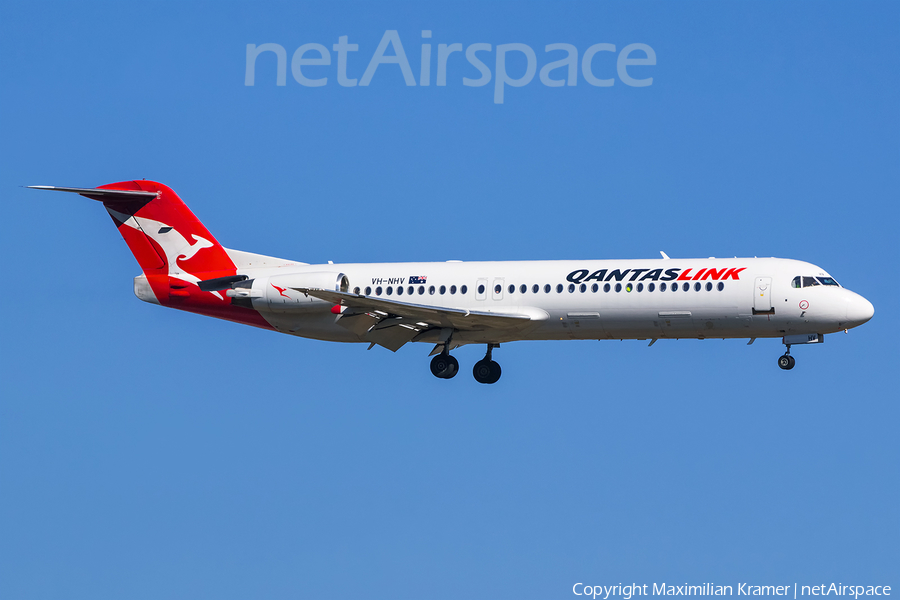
[778,354,795,370]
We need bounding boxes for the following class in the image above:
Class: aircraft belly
[749,313,783,335]
[601,308,660,339]
[259,310,362,342]
[689,306,740,338]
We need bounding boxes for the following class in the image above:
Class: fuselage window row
[363,285,470,297]
[360,281,726,298]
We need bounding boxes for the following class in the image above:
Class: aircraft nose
[845,293,875,327]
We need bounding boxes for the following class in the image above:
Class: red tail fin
[32,181,273,329]
[97,180,236,285]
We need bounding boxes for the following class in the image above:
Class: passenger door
[753,276,773,314]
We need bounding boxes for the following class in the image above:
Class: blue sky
[1,2,897,599]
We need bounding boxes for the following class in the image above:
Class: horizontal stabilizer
[28,185,158,201]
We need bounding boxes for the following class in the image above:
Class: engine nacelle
[229,271,349,313]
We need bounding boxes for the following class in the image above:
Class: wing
[293,287,546,352]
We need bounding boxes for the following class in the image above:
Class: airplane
[30,180,875,383]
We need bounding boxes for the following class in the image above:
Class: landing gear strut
[473,344,501,384]
[430,349,458,379]
[778,345,796,370]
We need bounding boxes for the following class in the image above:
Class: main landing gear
[429,343,502,384]
[778,345,796,370]
[473,344,501,385]
[430,352,459,379]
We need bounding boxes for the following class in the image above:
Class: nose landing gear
[778,345,796,370]
[473,344,501,384]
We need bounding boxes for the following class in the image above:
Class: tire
[473,359,501,384]
[473,360,493,383]
[431,354,456,378]
[487,360,501,384]
[778,355,793,370]
[444,355,459,379]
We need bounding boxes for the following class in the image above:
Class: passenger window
[579,283,586,293]
[386,286,393,295]
[694,282,701,292]
[615,283,622,292]
[568,283,575,293]
[508,284,515,294]
[478,284,485,295]
[648,283,655,292]
[376,286,383,296]
[365,286,372,295]
[429,285,435,295]
[556,284,564,293]
[461,285,468,294]
[591,283,599,293]
[439,285,446,295]
[672,283,678,292]
[660,283,666,292]
[532,284,539,293]
[791,276,801,289]
[450,285,457,294]
[705,282,712,291]
[408,286,414,295]
[604,283,611,292]
[418,286,425,295]
[353,286,360,295]
[544,284,551,293]
[520,284,527,294]
[397,286,403,295]
[717,282,724,291]
[494,284,502,294]
[637,283,643,292]
[625,283,633,292]
[682,282,690,291]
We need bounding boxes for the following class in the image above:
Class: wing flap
[364,322,421,352]
[336,311,382,336]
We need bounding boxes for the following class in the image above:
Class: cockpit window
[793,275,840,288]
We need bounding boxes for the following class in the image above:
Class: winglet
[660,251,671,260]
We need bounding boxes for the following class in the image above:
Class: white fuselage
[225,256,874,347]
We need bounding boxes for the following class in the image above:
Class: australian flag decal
[409,275,427,284]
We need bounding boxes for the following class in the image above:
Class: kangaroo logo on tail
[179,234,214,261]
[108,207,223,299]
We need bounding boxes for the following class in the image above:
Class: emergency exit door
[753,276,773,314]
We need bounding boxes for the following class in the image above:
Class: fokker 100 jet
[31,181,875,384]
